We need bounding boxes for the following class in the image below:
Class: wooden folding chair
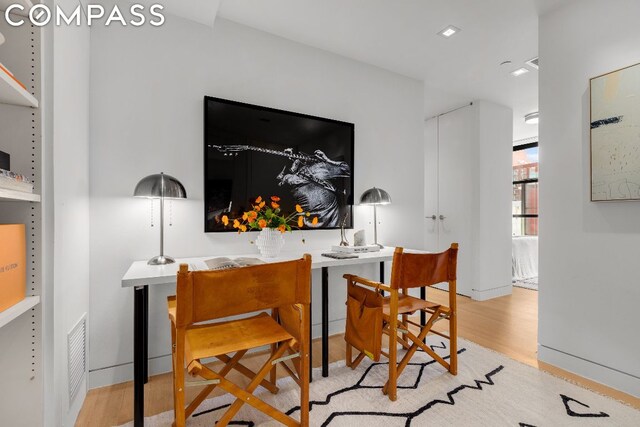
[344,244,458,401]
[167,255,312,427]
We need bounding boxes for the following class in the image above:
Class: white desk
[122,247,396,427]
[122,248,395,287]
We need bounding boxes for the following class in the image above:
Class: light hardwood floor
[76,287,639,426]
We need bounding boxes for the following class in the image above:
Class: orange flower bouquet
[221,196,318,234]
[222,196,318,257]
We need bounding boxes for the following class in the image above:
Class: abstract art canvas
[590,62,640,201]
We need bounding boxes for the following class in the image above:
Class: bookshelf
[0,187,40,202]
[0,13,43,427]
[0,296,40,329]
[0,64,38,107]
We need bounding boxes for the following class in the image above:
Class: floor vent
[68,315,87,402]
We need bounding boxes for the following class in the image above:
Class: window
[513,142,538,236]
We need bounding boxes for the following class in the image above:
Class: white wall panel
[539,0,640,397]
[51,0,91,423]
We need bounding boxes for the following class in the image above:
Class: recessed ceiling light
[511,68,530,77]
[438,25,461,38]
[526,57,539,70]
[525,112,539,124]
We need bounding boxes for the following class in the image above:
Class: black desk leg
[420,287,426,344]
[380,261,385,283]
[309,277,313,383]
[134,286,147,427]
[143,286,149,383]
[321,267,329,377]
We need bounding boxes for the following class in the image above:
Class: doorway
[512,140,539,290]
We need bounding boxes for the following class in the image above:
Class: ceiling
[136,0,221,27]
[155,0,574,140]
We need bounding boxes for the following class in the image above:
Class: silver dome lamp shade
[359,187,391,248]
[134,172,187,265]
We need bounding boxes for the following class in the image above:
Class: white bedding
[512,236,538,281]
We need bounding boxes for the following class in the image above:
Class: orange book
[0,224,26,312]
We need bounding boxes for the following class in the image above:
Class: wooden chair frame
[344,244,458,401]
[168,255,312,427]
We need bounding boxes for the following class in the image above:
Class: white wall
[539,0,640,397]
[51,0,91,423]
[88,17,424,387]
[476,101,513,299]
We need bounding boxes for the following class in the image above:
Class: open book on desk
[204,257,265,271]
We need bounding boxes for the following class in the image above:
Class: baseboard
[88,318,347,389]
[538,344,640,398]
[471,284,512,301]
[88,353,172,389]
[311,317,345,340]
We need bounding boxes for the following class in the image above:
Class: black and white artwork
[204,97,354,232]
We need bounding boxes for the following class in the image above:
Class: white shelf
[0,296,39,329]
[0,187,40,202]
[0,0,33,17]
[0,65,38,108]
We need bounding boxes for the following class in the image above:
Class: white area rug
[513,276,538,291]
[120,337,639,426]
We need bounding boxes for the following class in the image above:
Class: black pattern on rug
[561,394,610,418]
[153,339,639,427]
[193,341,609,427]
[194,341,478,425]
[286,346,466,415]
[320,365,504,426]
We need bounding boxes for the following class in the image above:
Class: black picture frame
[204,96,355,233]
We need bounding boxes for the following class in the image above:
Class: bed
[512,236,538,281]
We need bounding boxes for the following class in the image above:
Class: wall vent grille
[68,315,87,402]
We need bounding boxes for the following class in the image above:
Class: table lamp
[134,172,187,265]
[359,187,391,248]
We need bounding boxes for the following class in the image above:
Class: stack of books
[0,168,33,193]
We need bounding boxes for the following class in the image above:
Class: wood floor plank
[76,288,639,426]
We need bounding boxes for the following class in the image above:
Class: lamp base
[147,255,175,265]
[375,243,385,249]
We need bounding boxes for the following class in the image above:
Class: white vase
[255,228,285,258]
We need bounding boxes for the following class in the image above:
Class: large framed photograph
[204,96,354,232]
[590,62,640,201]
